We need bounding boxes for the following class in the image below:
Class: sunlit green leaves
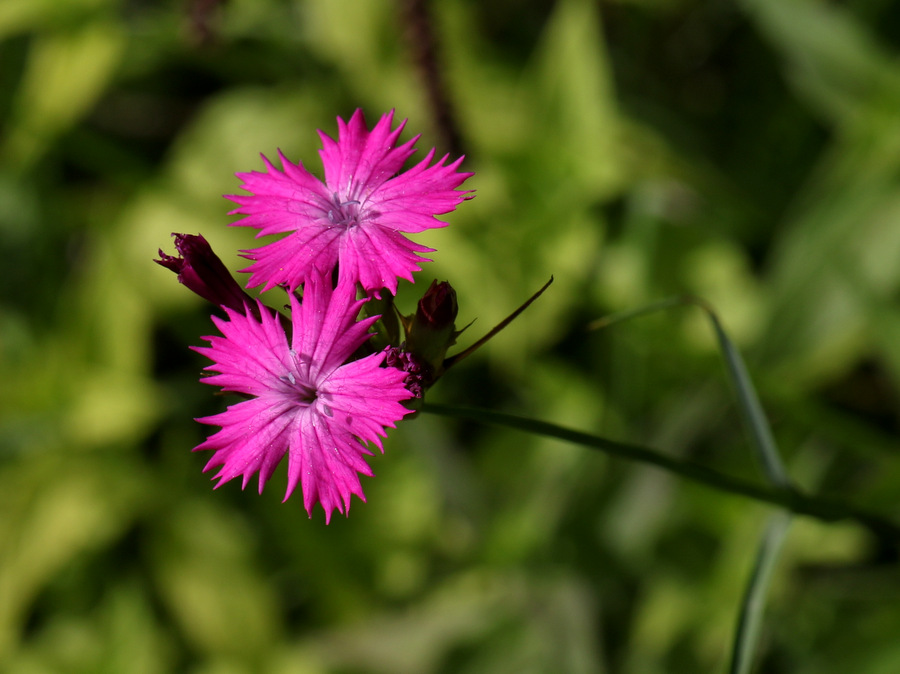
[2,18,124,171]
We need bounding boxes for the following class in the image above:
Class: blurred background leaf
[2,0,900,671]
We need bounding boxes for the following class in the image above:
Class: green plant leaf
[729,512,792,674]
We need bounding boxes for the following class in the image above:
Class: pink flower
[191,272,413,522]
[227,109,473,295]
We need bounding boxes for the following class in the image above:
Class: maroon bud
[400,280,460,392]
[156,233,256,317]
[415,280,458,331]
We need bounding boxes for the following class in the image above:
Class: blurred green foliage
[2,0,900,671]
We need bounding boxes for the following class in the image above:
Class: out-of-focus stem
[399,0,465,158]
[421,402,900,543]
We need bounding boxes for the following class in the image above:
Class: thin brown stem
[398,0,465,158]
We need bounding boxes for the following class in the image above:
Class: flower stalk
[420,402,900,543]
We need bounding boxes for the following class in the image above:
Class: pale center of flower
[326,193,362,228]
[281,349,318,405]
[280,370,317,405]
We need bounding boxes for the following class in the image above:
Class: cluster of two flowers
[157,110,473,522]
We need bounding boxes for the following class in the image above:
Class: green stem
[420,402,900,542]
[586,296,687,331]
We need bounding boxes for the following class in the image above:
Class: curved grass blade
[696,299,791,489]
[729,512,792,674]
[590,295,791,488]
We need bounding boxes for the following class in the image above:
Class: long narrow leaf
[594,296,793,673]
[701,303,791,488]
[582,295,792,674]
[729,512,792,674]
[591,295,791,486]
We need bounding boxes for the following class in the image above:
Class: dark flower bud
[156,233,257,318]
[399,280,460,392]
[415,280,458,331]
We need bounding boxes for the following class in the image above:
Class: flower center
[281,349,318,405]
[280,370,317,404]
[326,193,362,228]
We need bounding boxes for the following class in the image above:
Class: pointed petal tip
[282,478,298,504]
[276,148,293,166]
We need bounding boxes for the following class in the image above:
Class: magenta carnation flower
[191,271,413,522]
[227,109,473,295]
